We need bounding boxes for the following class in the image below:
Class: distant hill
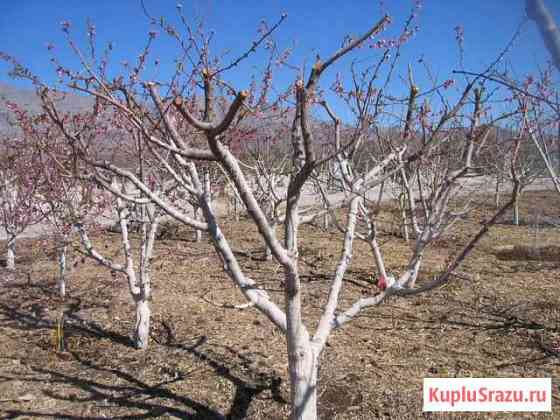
[0,82,94,134]
[0,82,332,160]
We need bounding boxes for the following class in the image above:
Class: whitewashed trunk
[494,177,501,209]
[323,212,330,229]
[134,297,151,350]
[265,219,276,261]
[285,263,318,418]
[204,171,212,206]
[513,198,520,226]
[289,343,318,420]
[58,245,67,298]
[194,207,202,242]
[407,253,424,288]
[6,236,16,271]
[369,238,388,280]
[196,172,211,242]
[400,206,409,242]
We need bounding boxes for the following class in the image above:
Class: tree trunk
[323,212,330,230]
[284,190,319,419]
[369,236,388,280]
[400,205,409,242]
[407,253,424,288]
[6,235,16,271]
[494,176,501,209]
[134,295,151,350]
[194,206,202,242]
[265,219,276,261]
[232,196,240,221]
[289,343,318,420]
[513,197,520,226]
[265,245,273,261]
[58,244,67,298]
[204,170,212,206]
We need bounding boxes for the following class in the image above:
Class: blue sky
[0,0,557,120]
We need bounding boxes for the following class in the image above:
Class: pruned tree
[7,106,110,296]
[75,177,162,350]
[456,63,560,201]
[1,4,533,419]
[0,103,44,271]
[31,86,170,347]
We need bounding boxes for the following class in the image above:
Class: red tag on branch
[377,276,387,291]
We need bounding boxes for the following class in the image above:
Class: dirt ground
[0,191,558,419]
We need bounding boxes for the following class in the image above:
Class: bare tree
[75,178,162,349]
[0,104,44,271]
[3,5,529,418]
[34,89,169,347]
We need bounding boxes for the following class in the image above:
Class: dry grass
[0,191,558,419]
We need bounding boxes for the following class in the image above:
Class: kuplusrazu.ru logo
[423,378,552,412]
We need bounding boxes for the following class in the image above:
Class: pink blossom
[60,20,71,33]
[443,79,455,89]
[454,25,464,43]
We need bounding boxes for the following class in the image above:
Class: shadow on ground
[0,282,285,419]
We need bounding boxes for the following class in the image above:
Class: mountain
[0,82,94,134]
